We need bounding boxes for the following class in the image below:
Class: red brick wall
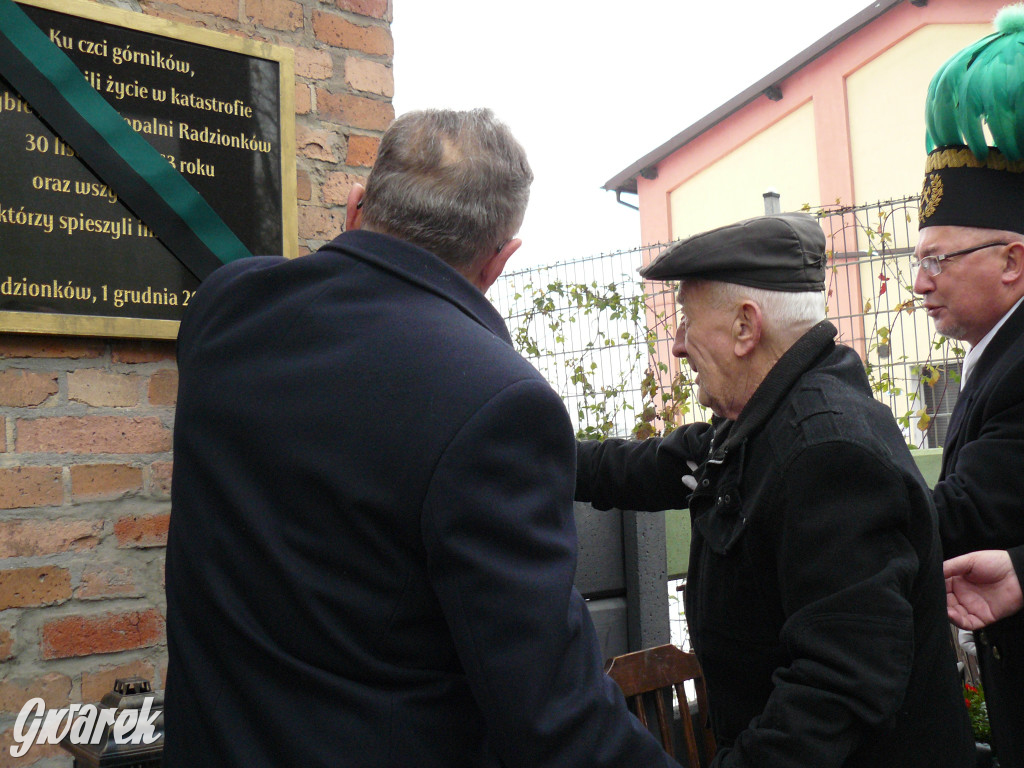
[0,1,392,764]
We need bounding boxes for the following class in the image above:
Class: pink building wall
[635,0,1006,248]
[631,0,1006,368]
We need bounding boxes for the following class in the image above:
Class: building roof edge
[603,0,908,195]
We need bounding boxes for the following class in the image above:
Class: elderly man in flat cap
[575,212,974,768]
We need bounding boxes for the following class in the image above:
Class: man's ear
[345,184,365,232]
[733,300,763,358]
[1001,240,1024,286]
[473,238,522,292]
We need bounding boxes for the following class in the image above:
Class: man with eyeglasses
[915,9,1024,767]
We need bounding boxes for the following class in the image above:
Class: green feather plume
[925,46,978,153]
[996,4,1024,34]
[925,4,1024,161]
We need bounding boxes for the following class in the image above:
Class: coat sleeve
[1010,544,1024,595]
[932,364,1024,557]
[576,422,714,511]
[421,378,681,768]
[713,443,919,768]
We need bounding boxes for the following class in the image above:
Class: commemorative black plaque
[0,0,296,339]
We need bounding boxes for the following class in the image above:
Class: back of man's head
[703,280,826,346]
[360,108,533,270]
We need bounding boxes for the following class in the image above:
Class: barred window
[921,361,962,448]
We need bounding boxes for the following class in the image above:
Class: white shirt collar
[961,295,1024,389]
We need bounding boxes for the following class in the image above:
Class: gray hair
[703,280,825,341]
[360,108,533,269]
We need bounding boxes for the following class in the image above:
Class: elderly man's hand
[944,550,1024,630]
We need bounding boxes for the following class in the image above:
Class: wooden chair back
[605,644,716,768]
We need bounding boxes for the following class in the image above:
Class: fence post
[623,510,671,650]
[763,189,781,215]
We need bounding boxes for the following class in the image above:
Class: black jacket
[935,298,1024,768]
[577,321,974,768]
[164,230,679,768]
[937,299,1024,556]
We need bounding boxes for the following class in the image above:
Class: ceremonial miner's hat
[920,4,1024,232]
[639,212,827,292]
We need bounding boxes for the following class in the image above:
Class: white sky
[391,0,872,269]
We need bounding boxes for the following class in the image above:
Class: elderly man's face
[672,281,747,420]
[913,226,1013,346]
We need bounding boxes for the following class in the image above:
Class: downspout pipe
[614,190,640,211]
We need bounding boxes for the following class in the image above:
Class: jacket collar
[942,298,1024,458]
[713,320,838,460]
[323,229,513,345]
[963,297,1024,392]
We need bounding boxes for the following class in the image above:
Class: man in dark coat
[913,11,1024,765]
[575,213,974,768]
[913,220,1024,767]
[164,108,680,768]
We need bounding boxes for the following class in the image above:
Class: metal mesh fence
[816,196,964,447]
[491,195,963,447]
[489,244,707,440]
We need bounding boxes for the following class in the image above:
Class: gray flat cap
[639,212,827,292]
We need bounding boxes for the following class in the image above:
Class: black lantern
[60,676,163,767]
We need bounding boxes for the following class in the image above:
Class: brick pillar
[0,0,393,760]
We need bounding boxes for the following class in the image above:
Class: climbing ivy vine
[502,276,699,441]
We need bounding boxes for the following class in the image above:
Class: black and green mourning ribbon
[0,0,251,280]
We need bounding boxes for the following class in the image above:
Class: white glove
[958,628,977,658]
[681,460,699,491]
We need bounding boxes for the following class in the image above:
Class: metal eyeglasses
[913,241,1009,277]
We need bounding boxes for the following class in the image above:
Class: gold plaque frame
[0,0,296,340]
